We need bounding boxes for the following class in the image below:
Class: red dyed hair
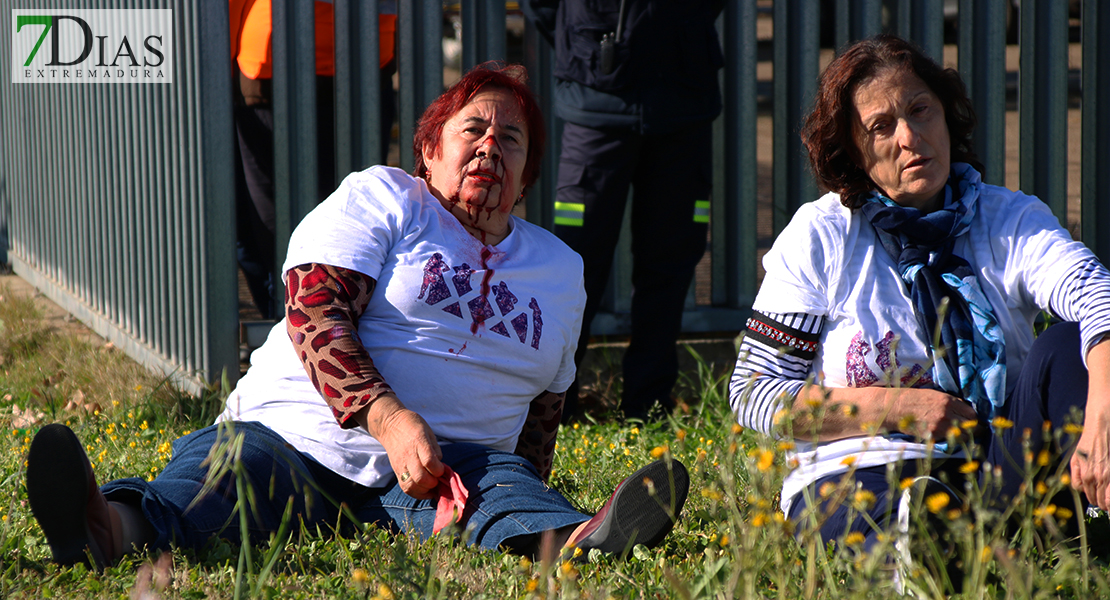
[801,34,982,209]
[412,61,546,198]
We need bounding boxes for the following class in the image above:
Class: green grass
[1,285,1110,598]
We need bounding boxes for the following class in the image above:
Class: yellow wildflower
[1037,450,1050,467]
[853,489,876,509]
[757,450,774,472]
[925,492,951,513]
[959,461,979,474]
[960,419,978,430]
[650,445,668,459]
[751,512,767,527]
[731,423,744,435]
[676,429,687,441]
[1063,423,1083,435]
[844,532,865,546]
[840,455,856,467]
[819,482,836,498]
[351,568,369,586]
[991,416,1014,430]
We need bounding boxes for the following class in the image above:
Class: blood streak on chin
[470,247,495,335]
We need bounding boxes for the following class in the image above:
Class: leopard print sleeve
[514,391,564,482]
[285,263,396,429]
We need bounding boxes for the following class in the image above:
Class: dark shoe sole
[26,423,108,568]
[574,458,689,558]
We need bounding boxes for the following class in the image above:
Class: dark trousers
[553,121,712,420]
[790,322,1090,550]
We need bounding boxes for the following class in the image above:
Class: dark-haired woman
[729,34,1110,565]
[25,63,689,570]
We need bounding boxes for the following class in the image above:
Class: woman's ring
[401,471,411,482]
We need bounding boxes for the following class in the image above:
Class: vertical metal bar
[1082,0,1110,262]
[335,0,384,176]
[198,0,239,385]
[272,0,318,316]
[892,0,944,64]
[773,0,820,235]
[717,0,758,307]
[1018,0,1068,221]
[398,0,445,174]
[397,1,419,174]
[958,0,1007,186]
[835,0,882,50]
[522,18,557,232]
[462,0,507,71]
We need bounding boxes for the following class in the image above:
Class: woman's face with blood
[422,87,529,234]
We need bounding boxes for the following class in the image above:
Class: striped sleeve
[730,310,824,436]
[1047,257,1110,362]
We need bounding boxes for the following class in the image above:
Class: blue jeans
[790,322,1091,549]
[101,422,589,553]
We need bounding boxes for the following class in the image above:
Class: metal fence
[1,0,1107,395]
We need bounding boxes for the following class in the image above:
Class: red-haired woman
[26,62,688,569]
[730,34,1110,587]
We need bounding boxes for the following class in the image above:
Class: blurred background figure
[228,0,398,319]
[522,0,725,423]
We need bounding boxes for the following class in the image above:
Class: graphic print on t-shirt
[417,252,544,348]
[845,330,933,388]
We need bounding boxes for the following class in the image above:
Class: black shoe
[26,424,119,569]
[566,459,689,559]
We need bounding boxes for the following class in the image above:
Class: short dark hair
[801,34,982,209]
[412,61,546,198]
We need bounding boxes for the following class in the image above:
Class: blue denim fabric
[101,421,588,553]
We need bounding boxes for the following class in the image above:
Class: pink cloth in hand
[432,465,469,534]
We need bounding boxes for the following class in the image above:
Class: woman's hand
[891,388,979,441]
[1071,335,1110,509]
[1072,410,1110,509]
[793,385,977,442]
[355,395,445,500]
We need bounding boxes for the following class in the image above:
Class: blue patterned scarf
[858,163,1006,419]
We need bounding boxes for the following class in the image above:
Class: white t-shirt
[220,166,586,488]
[755,178,1097,513]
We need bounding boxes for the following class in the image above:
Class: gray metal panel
[1082,0,1110,262]
[1,0,238,395]
[717,0,758,307]
[271,0,319,317]
[462,0,507,71]
[958,0,1007,186]
[335,1,385,175]
[1019,0,1069,222]
[772,0,820,235]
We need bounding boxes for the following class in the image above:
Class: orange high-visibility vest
[230,0,397,80]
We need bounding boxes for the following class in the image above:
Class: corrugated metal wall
[0,1,237,396]
[2,0,1107,394]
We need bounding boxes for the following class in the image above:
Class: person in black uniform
[522,0,725,422]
